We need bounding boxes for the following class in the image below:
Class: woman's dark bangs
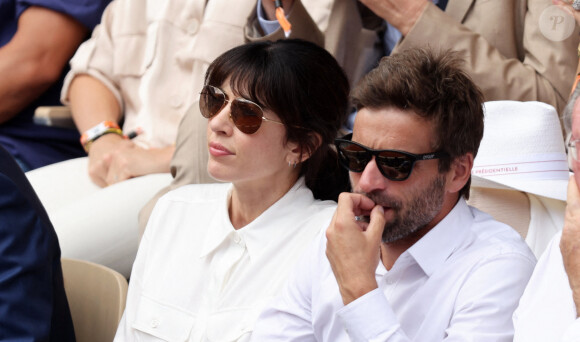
[206,47,277,111]
[229,63,271,109]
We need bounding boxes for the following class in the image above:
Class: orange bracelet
[80,121,123,152]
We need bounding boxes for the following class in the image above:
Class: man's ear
[286,132,323,164]
[446,153,474,193]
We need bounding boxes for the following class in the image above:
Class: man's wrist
[339,278,379,305]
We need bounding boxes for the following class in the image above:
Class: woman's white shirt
[114,177,336,341]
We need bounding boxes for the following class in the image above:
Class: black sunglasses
[335,133,448,181]
[199,85,284,134]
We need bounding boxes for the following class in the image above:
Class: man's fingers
[366,205,385,242]
[337,192,377,215]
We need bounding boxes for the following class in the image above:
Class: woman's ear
[286,132,323,164]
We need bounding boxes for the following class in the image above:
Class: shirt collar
[404,198,473,277]
[199,177,314,260]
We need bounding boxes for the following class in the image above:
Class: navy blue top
[0,144,76,341]
[0,0,111,170]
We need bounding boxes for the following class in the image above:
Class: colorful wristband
[80,121,123,152]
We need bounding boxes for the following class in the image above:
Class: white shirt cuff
[336,289,400,341]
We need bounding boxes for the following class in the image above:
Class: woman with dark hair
[114,39,350,341]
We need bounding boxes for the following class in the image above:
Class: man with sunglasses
[513,84,580,341]
[251,47,536,341]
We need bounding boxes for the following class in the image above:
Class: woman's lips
[208,142,233,156]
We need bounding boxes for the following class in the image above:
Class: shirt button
[233,234,241,244]
[151,319,160,328]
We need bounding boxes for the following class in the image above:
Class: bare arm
[68,74,122,187]
[0,6,87,123]
[68,74,122,133]
[68,75,173,187]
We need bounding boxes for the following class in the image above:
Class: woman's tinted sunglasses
[335,133,448,181]
[199,85,284,134]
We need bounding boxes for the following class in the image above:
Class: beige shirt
[61,0,258,149]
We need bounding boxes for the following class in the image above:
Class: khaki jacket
[397,0,579,113]
[312,0,579,111]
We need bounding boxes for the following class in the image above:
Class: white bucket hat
[471,101,569,201]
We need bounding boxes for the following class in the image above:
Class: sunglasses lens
[336,139,415,181]
[200,85,226,118]
[376,151,413,180]
[336,141,371,172]
[231,99,263,134]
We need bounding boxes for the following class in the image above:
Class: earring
[288,161,297,168]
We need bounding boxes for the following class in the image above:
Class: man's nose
[356,157,387,193]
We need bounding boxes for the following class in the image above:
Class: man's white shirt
[252,199,536,341]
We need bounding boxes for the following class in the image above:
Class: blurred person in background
[25,0,331,278]
[513,84,580,342]
[0,144,75,341]
[0,0,111,170]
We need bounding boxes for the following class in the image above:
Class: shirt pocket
[205,306,264,342]
[132,295,195,341]
[113,22,158,77]
[188,20,244,66]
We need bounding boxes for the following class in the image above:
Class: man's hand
[87,134,173,187]
[326,192,386,305]
[359,0,429,36]
[553,0,580,26]
[561,176,580,317]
